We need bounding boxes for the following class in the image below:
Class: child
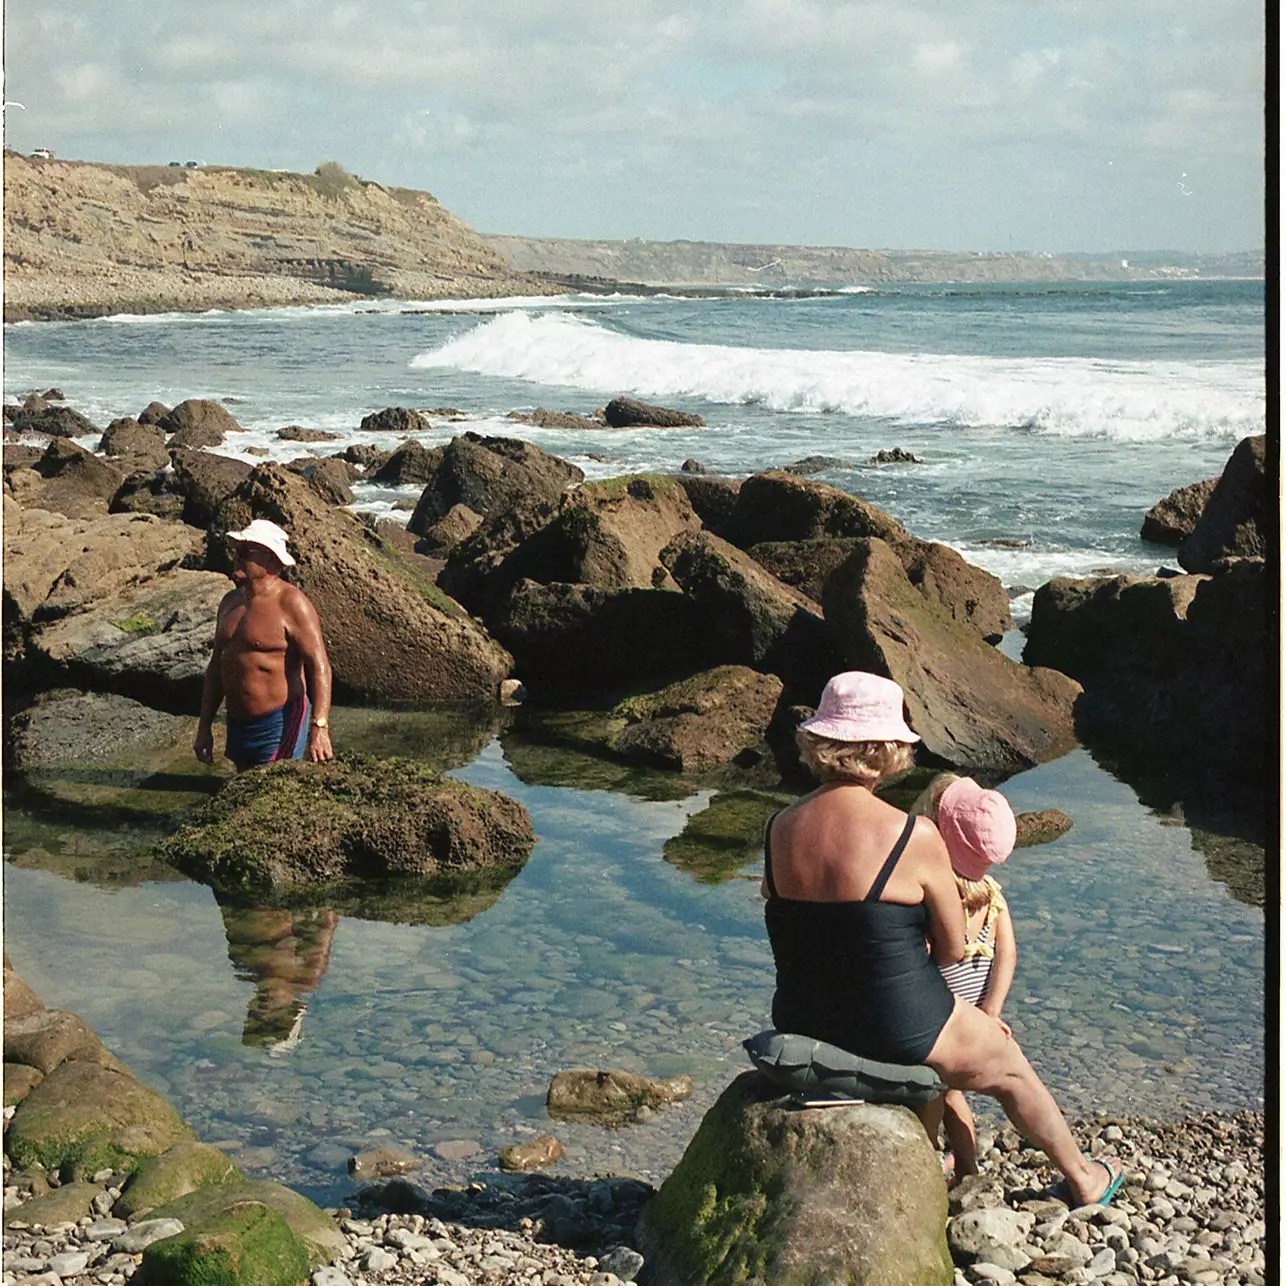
[916,773,1018,1182]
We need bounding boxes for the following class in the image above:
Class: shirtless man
[194,518,334,769]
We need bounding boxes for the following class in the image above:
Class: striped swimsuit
[938,877,1007,1006]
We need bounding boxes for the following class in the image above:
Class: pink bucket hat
[936,776,1017,881]
[799,671,920,743]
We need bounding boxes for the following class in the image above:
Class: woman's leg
[925,998,1112,1205]
[942,1090,978,1176]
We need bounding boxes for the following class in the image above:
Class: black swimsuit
[764,813,957,1063]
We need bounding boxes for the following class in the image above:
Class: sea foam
[412,310,1263,442]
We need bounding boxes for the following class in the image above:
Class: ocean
[1,278,1266,1207]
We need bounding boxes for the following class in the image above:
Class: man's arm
[194,597,233,764]
[286,588,334,762]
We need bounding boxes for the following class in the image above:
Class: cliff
[2,154,555,321]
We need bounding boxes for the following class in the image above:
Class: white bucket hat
[227,518,296,567]
[799,671,920,743]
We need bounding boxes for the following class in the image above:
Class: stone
[498,1136,565,1172]
[137,401,172,426]
[112,1140,243,1219]
[359,406,430,435]
[3,1008,124,1075]
[603,397,703,428]
[1014,809,1073,847]
[11,1180,104,1225]
[4,1063,45,1106]
[823,538,1081,770]
[369,439,443,486]
[7,405,99,439]
[168,448,254,528]
[99,417,169,462]
[599,1247,645,1282]
[950,1207,1038,1255]
[296,456,355,505]
[637,1071,951,1285]
[1177,435,1267,571]
[1140,479,1218,546]
[159,755,535,893]
[360,1245,399,1271]
[16,438,125,519]
[213,463,513,702]
[347,1146,419,1180]
[277,426,340,443]
[722,469,907,549]
[6,1060,192,1180]
[417,502,483,555]
[673,473,741,538]
[160,398,244,448]
[546,1070,693,1124]
[4,964,46,1022]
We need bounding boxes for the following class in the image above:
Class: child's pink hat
[936,776,1016,881]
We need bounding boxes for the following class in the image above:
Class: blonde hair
[954,873,993,914]
[796,728,915,786]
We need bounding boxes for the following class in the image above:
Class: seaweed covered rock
[662,789,792,883]
[113,1140,244,1220]
[637,1071,951,1286]
[158,755,535,894]
[546,1069,693,1125]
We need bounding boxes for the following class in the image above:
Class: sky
[1,1,1266,254]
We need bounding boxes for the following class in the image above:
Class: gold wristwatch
[311,716,329,729]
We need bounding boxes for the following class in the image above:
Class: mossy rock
[10,1179,104,1226]
[114,1141,245,1220]
[662,790,796,884]
[147,1179,346,1269]
[156,754,535,895]
[1014,808,1074,847]
[6,1060,192,1180]
[135,1199,311,1286]
[638,1071,951,1286]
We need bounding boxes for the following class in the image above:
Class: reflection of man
[194,519,334,770]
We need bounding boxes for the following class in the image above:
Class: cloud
[2,0,1264,250]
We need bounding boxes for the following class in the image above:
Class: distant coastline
[2,152,1264,322]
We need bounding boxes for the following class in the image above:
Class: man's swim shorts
[225,696,311,769]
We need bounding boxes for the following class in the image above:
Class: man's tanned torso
[215,580,310,720]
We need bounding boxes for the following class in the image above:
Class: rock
[600,1248,645,1282]
[1177,435,1268,571]
[603,396,704,428]
[418,502,483,555]
[680,458,708,473]
[950,1206,1037,1256]
[750,536,1013,641]
[1141,478,1218,545]
[4,443,45,472]
[408,432,583,531]
[359,406,430,434]
[295,456,355,505]
[112,1141,243,1219]
[99,417,169,462]
[509,408,603,431]
[8,405,99,438]
[113,1216,190,1252]
[278,425,340,442]
[145,1178,346,1268]
[870,447,924,464]
[347,1146,419,1180]
[487,580,720,700]
[783,454,855,474]
[546,1070,693,1124]
[4,962,46,1022]
[672,473,741,539]
[1014,809,1073,847]
[341,443,392,471]
[160,398,245,447]
[6,1059,193,1180]
[11,438,125,519]
[659,530,843,696]
[159,755,535,893]
[3,1008,125,1075]
[12,1179,105,1225]
[135,1198,312,1286]
[163,448,251,527]
[722,469,907,550]
[609,665,784,773]
[213,463,513,702]
[498,1136,566,1172]
[137,401,172,426]
[661,789,789,883]
[637,1071,951,1286]
[823,539,1080,771]
[370,439,443,486]
[109,464,186,520]
[23,391,50,413]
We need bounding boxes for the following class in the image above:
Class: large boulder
[7,691,191,772]
[659,530,843,697]
[417,502,483,556]
[674,473,741,538]
[722,470,907,550]
[113,1142,244,1220]
[158,755,536,894]
[823,539,1080,771]
[7,438,125,519]
[487,580,721,699]
[160,398,245,448]
[603,396,704,428]
[610,666,784,773]
[546,1069,693,1124]
[99,417,169,463]
[4,1008,126,1075]
[6,1059,193,1180]
[750,536,1012,641]
[212,464,512,702]
[1024,560,1268,796]
[636,1071,951,1286]
[359,406,430,434]
[1177,435,1268,571]
[407,432,583,532]
[169,448,254,528]
[1140,477,1218,546]
[7,404,98,439]
[369,439,443,486]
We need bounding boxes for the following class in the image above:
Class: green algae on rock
[662,789,796,884]
[157,754,535,895]
[114,1140,245,1220]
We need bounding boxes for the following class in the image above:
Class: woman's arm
[918,820,967,965]
[980,905,1016,1018]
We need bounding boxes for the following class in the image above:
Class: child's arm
[980,905,1016,1020]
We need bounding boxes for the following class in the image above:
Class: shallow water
[2,727,1263,1211]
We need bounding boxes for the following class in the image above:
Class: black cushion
[743,1029,946,1107]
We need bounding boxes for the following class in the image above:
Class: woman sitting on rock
[762,670,1123,1205]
